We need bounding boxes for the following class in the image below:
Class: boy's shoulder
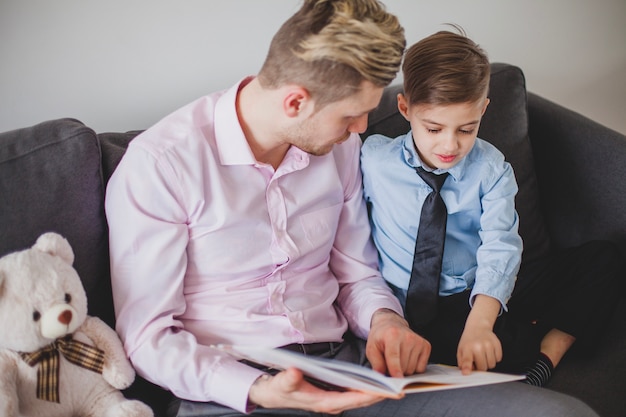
[361,132,407,155]
[469,137,506,163]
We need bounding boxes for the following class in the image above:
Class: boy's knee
[579,240,623,271]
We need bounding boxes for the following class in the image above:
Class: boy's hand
[457,324,502,374]
[366,308,431,377]
[457,294,502,374]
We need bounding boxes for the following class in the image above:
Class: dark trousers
[418,240,622,373]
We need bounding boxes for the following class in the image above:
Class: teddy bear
[0,232,153,417]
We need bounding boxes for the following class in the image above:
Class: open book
[216,344,524,398]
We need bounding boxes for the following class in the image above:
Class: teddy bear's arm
[0,351,20,417]
[79,315,136,389]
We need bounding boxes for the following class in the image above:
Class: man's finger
[366,343,388,375]
[383,342,404,378]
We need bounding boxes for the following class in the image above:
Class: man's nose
[348,114,369,134]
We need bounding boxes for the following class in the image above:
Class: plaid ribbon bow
[20,334,105,403]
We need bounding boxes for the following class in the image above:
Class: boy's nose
[442,133,460,151]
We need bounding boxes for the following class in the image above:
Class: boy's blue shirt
[361,131,522,310]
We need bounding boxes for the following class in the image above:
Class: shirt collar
[214,77,257,166]
[401,131,467,181]
[212,77,311,170]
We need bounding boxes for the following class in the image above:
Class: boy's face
[398,94,489,170]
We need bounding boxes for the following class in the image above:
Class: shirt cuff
[357,299,404,339]
[207,363,267,413]
[469,289,507,314]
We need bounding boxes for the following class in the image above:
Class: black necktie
[405,167,449,330]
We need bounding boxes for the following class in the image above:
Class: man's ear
[283,87,311,118]
[397,93,410,121]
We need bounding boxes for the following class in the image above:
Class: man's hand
[248,368,387,413]
[366,308,431,377]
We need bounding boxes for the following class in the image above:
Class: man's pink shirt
[105,79,403,412]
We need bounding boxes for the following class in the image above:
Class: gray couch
[1,63,624,417]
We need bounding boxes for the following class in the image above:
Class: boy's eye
[460,129,475,135]
[427,128,440,134]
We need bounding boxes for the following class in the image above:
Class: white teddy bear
[0,232,153,417]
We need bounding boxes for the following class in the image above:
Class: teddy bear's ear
[0,270,5,298]
[33,232,75,265]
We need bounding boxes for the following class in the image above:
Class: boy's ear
[397,93,410,121]
[481,97,490,116]
[283,86,311,118]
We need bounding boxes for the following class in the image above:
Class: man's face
[286,81,384,156]
[399,95,489,170]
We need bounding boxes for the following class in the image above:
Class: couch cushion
[362,63,551,264]
[98,130,142,183]
[0,118,114,325]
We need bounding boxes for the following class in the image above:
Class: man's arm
[105,144,264,413]
[331,135,405,337]
[331,136,430,376]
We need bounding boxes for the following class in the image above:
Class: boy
[361,28,621,387]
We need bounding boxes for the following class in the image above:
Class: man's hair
[402,25,490,106]
[258,0,405,107]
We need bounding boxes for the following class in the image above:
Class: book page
[399,364,525,393]
[216,344,524,396]
[217,344,402,397]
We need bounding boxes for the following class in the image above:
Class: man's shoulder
[129,92,225,156]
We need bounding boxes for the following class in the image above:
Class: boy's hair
[402,26,490,106]
[258,0,405,108]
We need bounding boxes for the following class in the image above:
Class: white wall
[1,0,625,135]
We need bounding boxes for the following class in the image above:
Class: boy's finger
[458,351,474,375]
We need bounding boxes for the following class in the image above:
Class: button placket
[266,177,297,263]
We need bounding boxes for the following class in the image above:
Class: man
[105,1,599,416]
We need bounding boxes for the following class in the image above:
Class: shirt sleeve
[471,160,522,310]
[105,144,263,413]
[331,135,404,338]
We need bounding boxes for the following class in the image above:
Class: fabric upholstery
[528,92,626,250]
[0,118,114,326]
[98,131,142,183]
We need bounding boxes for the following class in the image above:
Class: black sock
[523,352,554,387]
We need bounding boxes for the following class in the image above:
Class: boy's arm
[458,155,521,374]
[472,158,522,309]
[457,294,502,374]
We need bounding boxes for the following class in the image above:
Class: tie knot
[416,167,449,192]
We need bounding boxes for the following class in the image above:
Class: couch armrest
[527,93,626,250]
